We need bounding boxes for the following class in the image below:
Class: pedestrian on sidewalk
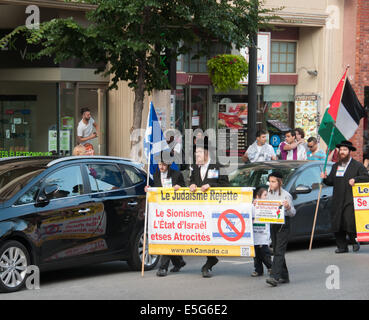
[265,171,296,287]
[251,187,272,277]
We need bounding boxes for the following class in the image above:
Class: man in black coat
[321,141,369,253]
[189,138,229,278]
[145,151,186,276]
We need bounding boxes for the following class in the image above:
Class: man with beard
[321,141,369,253]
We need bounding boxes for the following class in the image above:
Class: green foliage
[207,54,249,92]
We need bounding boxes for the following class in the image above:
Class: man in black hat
[145,151,186,276]
[321,140,369,253]
[189,138,229,278]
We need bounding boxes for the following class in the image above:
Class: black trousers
[270,217,290,281]
[159,255,185,271]
[202,256,219,270]
[335,230,357,250]
[253,245,272,274]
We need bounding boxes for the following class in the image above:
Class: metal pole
[247,1,258,146]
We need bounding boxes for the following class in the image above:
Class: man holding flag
[318,69,369,253]
[141,102,179,275]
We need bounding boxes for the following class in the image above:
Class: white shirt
[336,157,352,177]
[160,171,171,187]
[200,158,211,181]
[77,117,95,145]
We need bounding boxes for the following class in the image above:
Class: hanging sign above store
[239,32,271,85]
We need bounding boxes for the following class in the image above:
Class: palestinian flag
[318,70,365,150]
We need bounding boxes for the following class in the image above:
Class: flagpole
[309,126,335,251]
[309,66,350,251]
[141,104,154,277]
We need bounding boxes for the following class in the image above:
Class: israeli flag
[144,102,178,179]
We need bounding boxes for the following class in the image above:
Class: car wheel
[0,240,30,293]
[127,227,160,271]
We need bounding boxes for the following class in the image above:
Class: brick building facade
[347,0,369,161]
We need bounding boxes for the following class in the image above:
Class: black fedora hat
[336,140,356,152]
[268,171,283,180]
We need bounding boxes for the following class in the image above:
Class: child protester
[265,171,296,287]
[251,187,272,277]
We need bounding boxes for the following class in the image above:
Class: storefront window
[0,82,57,158]
[263,85,295,131]
[0,81,107,158]
[213,86,263,156]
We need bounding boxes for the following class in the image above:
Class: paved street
[1,240,369,300]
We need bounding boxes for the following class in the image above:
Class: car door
[36,164,105,264]
[85,162,144,254]
[289,165,332,238]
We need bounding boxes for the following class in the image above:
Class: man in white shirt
[77,107,99,147]
[242,130,277,163]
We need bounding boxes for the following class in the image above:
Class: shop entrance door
[76,84,107,155]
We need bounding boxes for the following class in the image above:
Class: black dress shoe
[156,269,167,277]
[201,268,213,278]
[266,278,278,287]
[170,261,186,272]
[335,248,348,254]
[278,278,290,284]
[353,243,360,252]
[251,271,263,277]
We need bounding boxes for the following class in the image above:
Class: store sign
[239,32,271,85]
[0,151,52,158]
[295,95,319,138]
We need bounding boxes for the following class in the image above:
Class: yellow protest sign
[352,183,369,242]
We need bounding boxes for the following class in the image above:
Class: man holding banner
[189,138,229,278]
[145,151,187,277]
[321,141,369,253]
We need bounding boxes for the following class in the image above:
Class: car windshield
[229,165,297,188]
[0,161,47,202]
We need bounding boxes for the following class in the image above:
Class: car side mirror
[295,184,312,194]
[44,184,59,196]
[37,184,59,203]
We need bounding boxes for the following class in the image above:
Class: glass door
[190,87,208,131]
[76,84,107,155]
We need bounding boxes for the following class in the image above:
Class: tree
[0,0,280,151]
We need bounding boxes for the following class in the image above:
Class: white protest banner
[254,200,285,224]
[253,223,270,246]
[147,187,255,257]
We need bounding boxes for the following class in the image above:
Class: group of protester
[145,137,298,288]
[145,127,369,288]
[71,107,368,287]
[242,128,325,163]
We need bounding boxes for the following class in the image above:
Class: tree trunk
[130,55,146,162]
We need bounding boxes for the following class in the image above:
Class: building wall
[351,0,368,161]
[105,1,350,159]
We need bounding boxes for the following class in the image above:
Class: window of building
[177,43,231,73]
[271,41,296,73]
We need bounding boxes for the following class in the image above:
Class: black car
[229,160,334,241]
[0,156,159,293]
